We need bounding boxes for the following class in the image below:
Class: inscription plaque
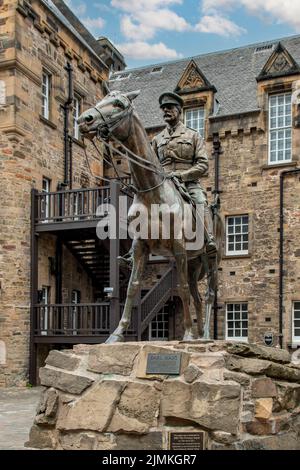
[168,432,205,451]
[146,353,181,375]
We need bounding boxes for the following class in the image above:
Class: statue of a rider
[119,91,216,267]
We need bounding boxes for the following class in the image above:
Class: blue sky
[65,0,300,69]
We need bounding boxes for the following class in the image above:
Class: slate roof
[41,0,107,70]
[110,35,300,129]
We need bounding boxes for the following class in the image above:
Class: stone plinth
[26,341,300,450]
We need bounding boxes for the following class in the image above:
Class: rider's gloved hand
[169,171,183,180]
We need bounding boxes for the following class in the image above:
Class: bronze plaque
[168,432,205,451]
[146,353,181,375]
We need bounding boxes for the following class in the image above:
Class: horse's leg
[106,240,148,344]
[188,259,204,338]
[174,245,195,341]
[203,257,217,339]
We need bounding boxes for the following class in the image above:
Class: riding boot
[204,206,217,254]
[117,248,133,270]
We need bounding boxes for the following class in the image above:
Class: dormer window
[151,67,163,73]
[184,107,205,137]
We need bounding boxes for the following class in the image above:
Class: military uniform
[152,121,208,205]
[117,92,215,268]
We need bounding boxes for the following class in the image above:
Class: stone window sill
[222,254,252,260]
[261,161,298,170]
[39,115,57,130]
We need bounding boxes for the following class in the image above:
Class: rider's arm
[180,133,209,182]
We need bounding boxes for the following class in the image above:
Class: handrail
[140,266,176,333]
[34,303,111,336]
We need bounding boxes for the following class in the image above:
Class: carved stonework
[176,60,215,93]
[257,42,300,81]
[269,54,290,74]
[182,67,204,89]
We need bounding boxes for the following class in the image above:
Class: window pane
[185,107,204,136]
[226,215,249,255]
[269,93,292,164]
[227,303,248,341]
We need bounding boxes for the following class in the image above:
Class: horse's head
[78,90,140,141]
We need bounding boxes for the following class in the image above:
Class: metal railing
[34,303,110,336]
[140,266,176,334]
[35,187,111,224]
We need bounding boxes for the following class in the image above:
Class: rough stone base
[26,341,300,450]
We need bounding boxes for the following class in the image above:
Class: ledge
[39,115,57,130]
[222,254,252,260]
[72,137,85,148]
[261,161,298,170]
[287,342,300,350]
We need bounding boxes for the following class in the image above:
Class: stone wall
[27,341,300,450]
[0,0,108,386]
[135,99,300,348]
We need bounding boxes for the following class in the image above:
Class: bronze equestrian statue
[78,90,223,343]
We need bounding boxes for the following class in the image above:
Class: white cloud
[81,17,106,35]
[120,15,154,40]
[116,41,182,59]
[110,0,189,41]
[195,14,245,36]
[202,0,300,31]
[111,0,183,11]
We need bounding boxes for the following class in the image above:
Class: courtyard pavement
[0,387,42,450]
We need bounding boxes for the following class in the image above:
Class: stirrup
[117,255,132,269]
[206,239,217,255]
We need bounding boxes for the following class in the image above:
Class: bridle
[92,95,134,142]
[82,93,212,243]
[84,94,167,193]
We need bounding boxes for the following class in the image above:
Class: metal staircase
[137,264,177,338]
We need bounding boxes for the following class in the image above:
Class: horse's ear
[124,90,140,102]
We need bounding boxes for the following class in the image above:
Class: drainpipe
[279,167,300,349]
[212,133,222,339]
[62,62,73,187]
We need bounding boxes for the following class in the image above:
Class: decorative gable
[257,42,300,82]
[175,60,216,94]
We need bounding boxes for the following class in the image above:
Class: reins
[82,97,168,193]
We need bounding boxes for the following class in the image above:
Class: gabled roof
[175,59,216,94]
[257,42,300,81]
[110,35,300,129]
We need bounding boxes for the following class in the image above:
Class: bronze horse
[78,90,223,343]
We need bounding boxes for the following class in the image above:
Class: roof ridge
[115,32,300,74]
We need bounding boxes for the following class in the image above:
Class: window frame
[73,94,82,140]
[292,301,300,344]
[42,71,52,120]
[41,177,51,220]
[268,91,292,165]
[226,214,249,256]
[226,302,249,342]
[184,106,205,137]
[40,286,50,336]
[149,307,169,341]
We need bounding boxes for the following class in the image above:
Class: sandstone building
[110,37,300,358]
[1,1,300,387]
[0,0,127,386]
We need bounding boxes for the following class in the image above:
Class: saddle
[171,176,197,211]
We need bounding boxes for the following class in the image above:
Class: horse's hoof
[105,334,125,344]
[202,331,210,340]
[183,331,196,341]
